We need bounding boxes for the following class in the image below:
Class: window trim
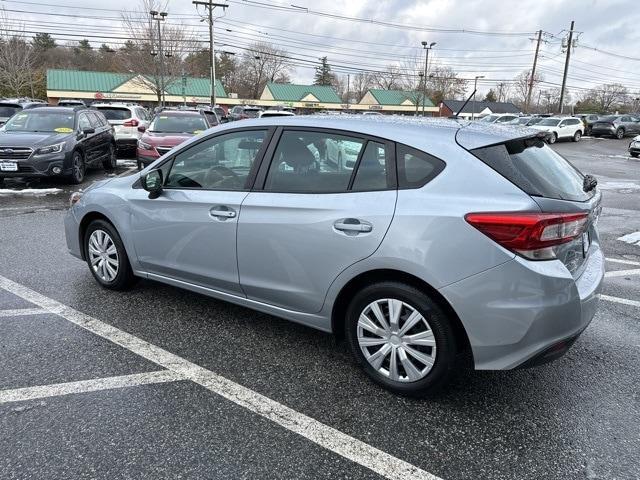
[253,126,397,194]
[159,127,276,192]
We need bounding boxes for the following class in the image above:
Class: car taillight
[465,212,588,260]
[123,119,139,127]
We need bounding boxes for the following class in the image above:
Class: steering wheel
[208,165,238,178]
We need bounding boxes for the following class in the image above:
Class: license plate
[582,231,590,257]
[0,161,17,172]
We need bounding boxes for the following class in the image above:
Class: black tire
[84,219,136,291]
[345,281,457,397]
[549,132,558,144]
[572,131,582,142]
[585,127,591,136]
[616,128,625,140]
[593,134,601,138]
[68,150,85,184]
[631,152,639,158]
[102,143,117,170]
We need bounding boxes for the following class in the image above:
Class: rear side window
[97,107,131,121]
[472,139,591,202]
[396,144,445,189]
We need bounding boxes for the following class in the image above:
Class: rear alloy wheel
[103,143,117,170]
[616,128,625,140]
[69,151,85,184]
[346,282,457,397]
[573,131,582,142]
[85,219,135,290]
[549,132,558,144]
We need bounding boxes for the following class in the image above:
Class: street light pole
[472,75,484,120]
[150,10,167,107]
[421,41,436,116]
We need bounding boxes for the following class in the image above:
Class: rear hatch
[95,106,138,136]
[458,128,601,277]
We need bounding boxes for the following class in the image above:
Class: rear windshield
[149,114,208,134]
[0,105,20,118]
[471,138,591,202]
[95,107,131,121]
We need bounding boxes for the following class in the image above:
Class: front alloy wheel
[357,299,437,382]
[616,128,625,139]
[70,151,85,184]
[88,229,119,282]
[103,144,117,170]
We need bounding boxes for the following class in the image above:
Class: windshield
[149,114,208,134]
[0,105,21,118]
[244,109,261,118]
[479,115,499,123]
[96,107,131,121]
[517,118,531,124]
[3,111,75,132]
[526,118,543,125]
[537,118,561,126]
[598,115,618,122]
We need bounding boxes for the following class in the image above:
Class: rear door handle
[334,219,373,233]
[209,206,236,219]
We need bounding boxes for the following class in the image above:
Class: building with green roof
[46,69,226,105]
[260,82,342,105]
[359,89,437,114]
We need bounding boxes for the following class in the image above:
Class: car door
[88,112,109,159]
[77,113,99,162]
[128,128,271,295]
[237,128,397,314]
[628,116,640,134]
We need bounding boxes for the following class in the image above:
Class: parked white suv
[529,117,584,143]
[92,103,150,154]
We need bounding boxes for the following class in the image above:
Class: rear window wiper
[583,174,597,192]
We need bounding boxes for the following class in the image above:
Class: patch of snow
[0,188,63,197]
[117,159,137,167]
[618,231,640,246]
[598,181,640,191]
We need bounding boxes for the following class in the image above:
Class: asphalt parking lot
[0,138,639,480]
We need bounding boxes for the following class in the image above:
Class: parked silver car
[64,116,604,396]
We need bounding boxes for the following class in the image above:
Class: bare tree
[495,82,511,103]
[351,72,374,103]
[236,42,292,99]
[0,9,37,97]
[586,83,628,112]
[513,70,542,107]
[372,65,404,90]
[121,0,198,104]
[427,66,468,104]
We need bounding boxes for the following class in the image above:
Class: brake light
[465,212,588,260]
[123,119,139,127]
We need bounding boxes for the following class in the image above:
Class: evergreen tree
[314,56,334,86]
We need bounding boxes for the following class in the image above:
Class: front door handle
[209,206,236,219]
[334,219,373,234]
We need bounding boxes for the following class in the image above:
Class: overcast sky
[6,0,640,98]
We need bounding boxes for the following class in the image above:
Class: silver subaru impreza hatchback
[65,116,604,396]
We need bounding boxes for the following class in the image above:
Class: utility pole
[558,20,575,114]
[346,73,350,106]
[526,29,542,113]
[150,10,167,107]
[193,1,228,107]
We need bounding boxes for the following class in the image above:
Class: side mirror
[82,127,95,135]
[141,169,163,198]
[138,125,147,133]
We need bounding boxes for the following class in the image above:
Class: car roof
[155,110,203,116]
[205,114,539,152]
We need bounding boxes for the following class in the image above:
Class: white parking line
[0,307,48,317]
[0,274,442,480]
[604,269,640,278]
[600,294,640,309]
[605,257,640,267]
[0,370,182,404]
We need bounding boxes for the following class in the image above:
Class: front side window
[78,114,92,130]
[264,130,365,193]
[166,130,267,190]
[88,112,103,128]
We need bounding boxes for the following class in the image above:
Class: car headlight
[138,139,153,150]
[35,142,65,155]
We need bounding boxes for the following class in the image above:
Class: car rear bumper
[439,245,605,370]
[116,138,138,149]
[591,127,616,136]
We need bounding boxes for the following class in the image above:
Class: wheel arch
[331,268,472,358]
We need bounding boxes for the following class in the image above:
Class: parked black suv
[0,107,116,184]
[0,99,47,125]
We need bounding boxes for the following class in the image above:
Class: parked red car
[136,110,212,169]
